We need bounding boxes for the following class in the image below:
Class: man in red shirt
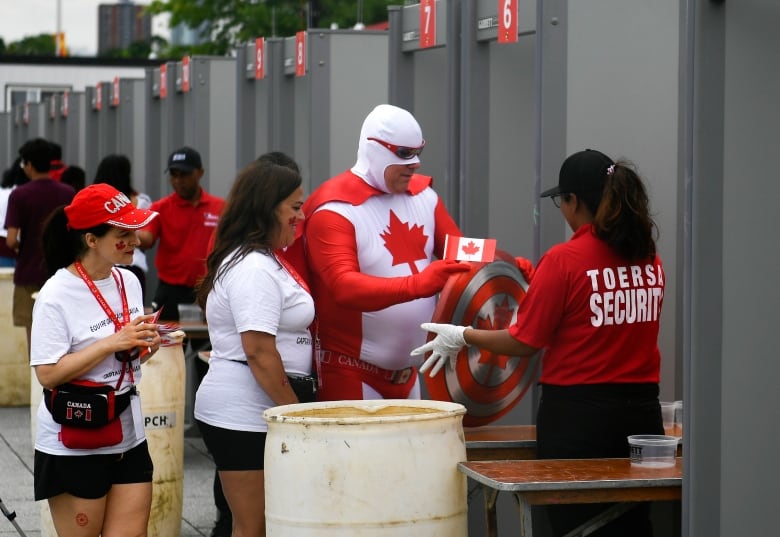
[139,146,224,321]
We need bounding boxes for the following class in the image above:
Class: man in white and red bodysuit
[297,104,471,400]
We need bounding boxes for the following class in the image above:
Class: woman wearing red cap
[31,183,162,537]
[414,150,665,537]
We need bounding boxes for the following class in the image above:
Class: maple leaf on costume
[380,210,429,274]
[475,295,516,370]
[462,240,481,255]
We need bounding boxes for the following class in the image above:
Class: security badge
[424,251,539,427]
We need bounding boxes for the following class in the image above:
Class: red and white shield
[424,251,539,427]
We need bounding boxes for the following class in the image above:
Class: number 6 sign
[498,0,518,44]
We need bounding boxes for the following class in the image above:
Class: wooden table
[464,425,537,461]
[175,320,209,339]
[459,458,682,537]
[464,424,681,461]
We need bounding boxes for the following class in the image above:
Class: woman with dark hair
[194,158,314,537]
[414,149,665,537]
[93,154,153,300]
[32,183,161,537]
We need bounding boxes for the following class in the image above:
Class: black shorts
[34,441,154,501]
[197,420,267,471]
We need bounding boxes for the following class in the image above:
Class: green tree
[4,34,57,56]
[99,40,154,59]
[146,0,395,57]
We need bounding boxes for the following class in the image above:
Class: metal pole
[0,497,28,536]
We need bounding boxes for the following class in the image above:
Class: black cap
[541,149,614,198]
[166,146,202,173]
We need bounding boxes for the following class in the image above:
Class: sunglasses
[367,137,425,160]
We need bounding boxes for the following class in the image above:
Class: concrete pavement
[0,405,218,536]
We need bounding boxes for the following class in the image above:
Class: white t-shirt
[195,250,314,432]
[0,186,13,238]
[131,192,152,272]
[31,267,146,455]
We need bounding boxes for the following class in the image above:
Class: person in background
[0,156,29,267]
[48,141,66,182]
[139,146,224,321]
[138,146,224,532]
[295,103,471,401]
[93,154,153,301]
[60,165,86,193]
[194,159,313,537]
[5,138,75,354]
[414,149,665,537]
[32,183,161,537]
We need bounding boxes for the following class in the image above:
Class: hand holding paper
[411,322,469,377]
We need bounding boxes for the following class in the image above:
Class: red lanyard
[275,251,310,295]
[274,251,320,383]
[74,261,134,387]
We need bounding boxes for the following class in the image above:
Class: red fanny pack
[44,380,134,449]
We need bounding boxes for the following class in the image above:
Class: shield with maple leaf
[423,250,539,427]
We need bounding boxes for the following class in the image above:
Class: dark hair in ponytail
[592,160,658,261]
[41,207,112,277]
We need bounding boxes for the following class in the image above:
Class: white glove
[411,323,468,377]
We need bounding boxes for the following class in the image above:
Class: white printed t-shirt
[30,267,146,455]
[194,249,314,432]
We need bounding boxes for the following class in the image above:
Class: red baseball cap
[64,184,158,230]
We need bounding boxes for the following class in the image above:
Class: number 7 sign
[420,0,436,49]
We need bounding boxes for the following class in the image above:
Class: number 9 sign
[498,0,518,44]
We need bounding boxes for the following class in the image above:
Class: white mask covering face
[350,104,424,193]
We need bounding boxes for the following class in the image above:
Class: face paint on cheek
[75,513,89,526]
[115,241,126,251]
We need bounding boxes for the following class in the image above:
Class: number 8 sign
[255,37,265,80]
[498,0,518,44]
[295,31,306,77]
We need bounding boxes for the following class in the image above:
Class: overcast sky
[0,0,168,56]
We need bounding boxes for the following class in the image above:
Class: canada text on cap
[64,183,158,230]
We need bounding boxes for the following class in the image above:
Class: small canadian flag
[443,234,497,262]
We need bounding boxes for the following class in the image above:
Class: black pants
[151,280,196,322]
[536,383,663,537]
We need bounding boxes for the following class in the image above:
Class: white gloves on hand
[411,322,468,377]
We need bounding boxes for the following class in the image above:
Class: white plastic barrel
[30,369,58,537]
[263,399,468,536]
[0,268,29,406]
[139,336,186,537]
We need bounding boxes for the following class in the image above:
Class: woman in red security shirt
[414,149,665,537]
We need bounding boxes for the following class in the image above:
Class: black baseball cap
[166,146,202,173]
[541,149,614,198]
